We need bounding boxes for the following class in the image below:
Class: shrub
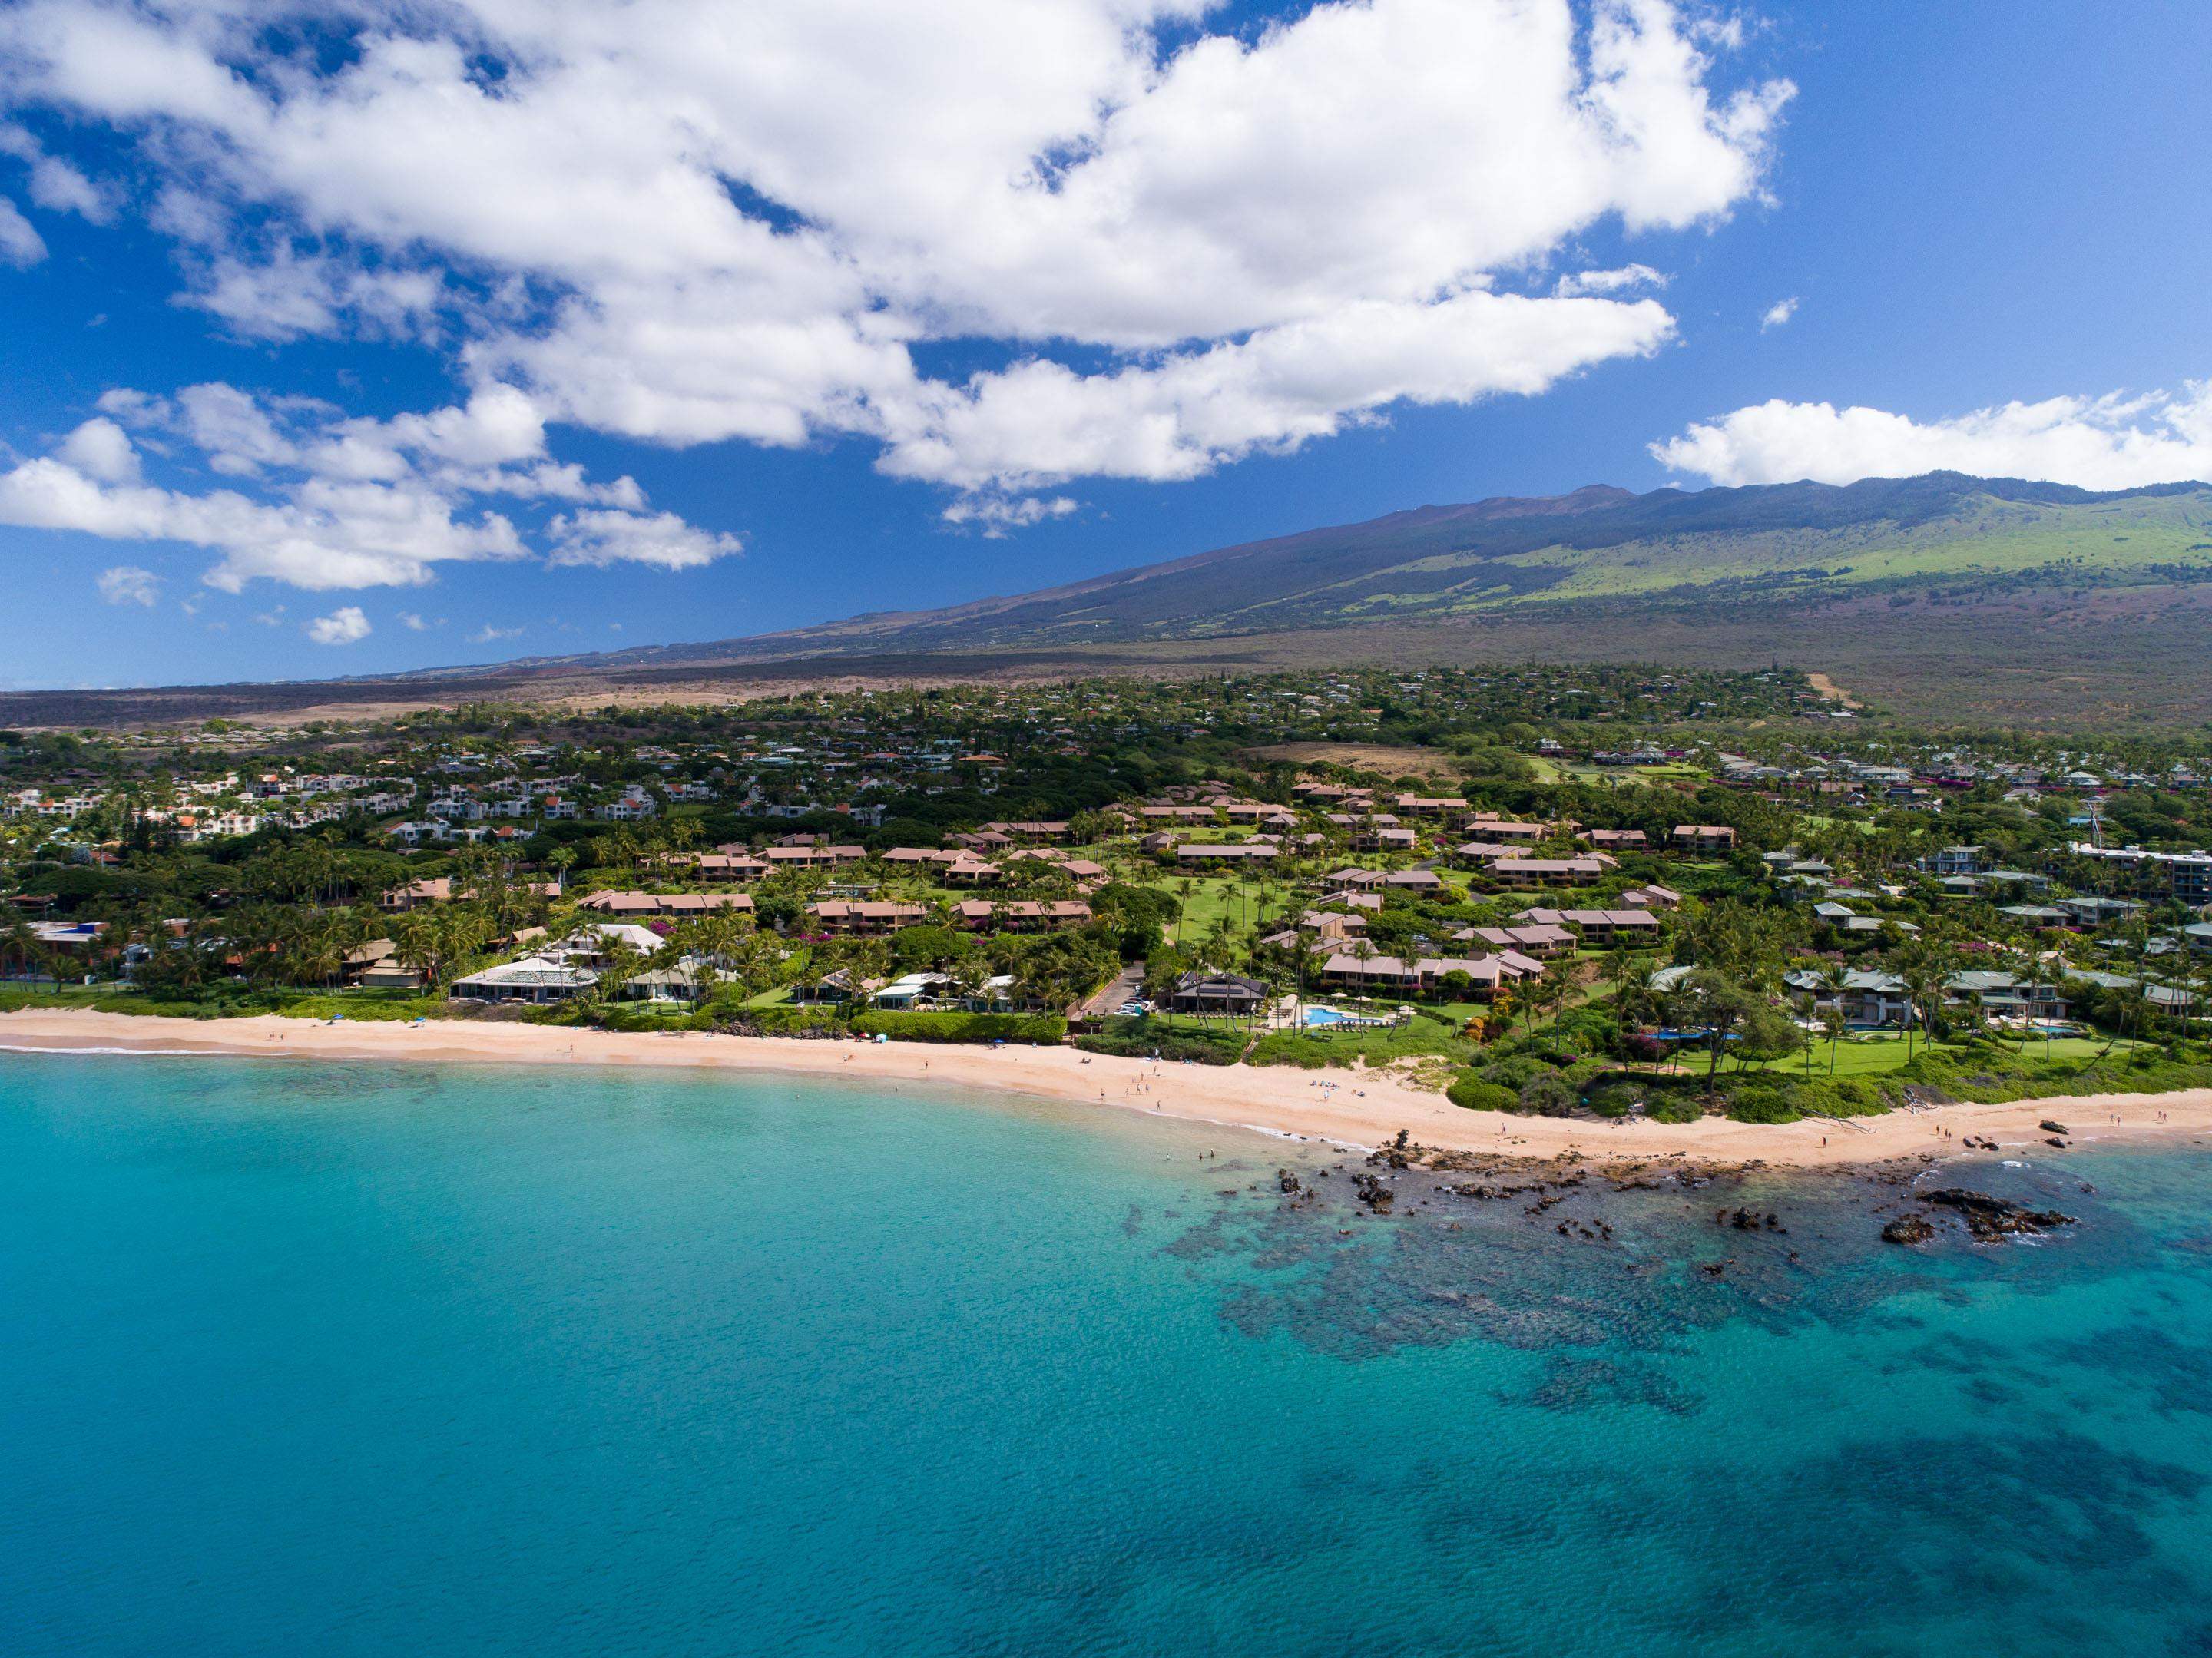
[1587,1081,1645,1119]
[737,1005,849,1036]
[849,1011,1067,1044]
[1724,1084,1799,1124]
[1644,1093,1707,1124]
[1518,1073,1578,1117]
[1447,1075,1520,1112]
[1479,1055,1542,1091]
[1075,1026,1242,1065]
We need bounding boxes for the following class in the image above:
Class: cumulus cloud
[1760,296,1797,330]
[58,416,139,482]
[397,610,429,630]
[468,623,522,644]
[0,0,1790,505]
[942,495,1080,537]
[0,380,694,590]
[0,452,528,589]
[1554,263,1669,297]
[0,119,111,221]
[95,564,160,606]
[1651,382,2212,491]
[545,508,741,570]
[305,604,371,644]
[0,196,45,265]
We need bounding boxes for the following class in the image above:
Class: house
[1317,951,1534,1001]
[1461,818,1546,842]
[763,844,867,870]
[342,938,423,991]
[872,971,952,1008]
[1176,842,1277,863]
[543,923,664,968]
[807,900,928,935]
[1619,883,1682,910]
[1453,840,1521,864]
[1165,972,1268,1015]
[382,878,452,912]
[578,890,757,918]
[449,955,598,1004]
[1945,971,2070,1022]
[1485,857,1606,889]
[1381,868,1443,892]
[1515,907,1662,944]
[1923,845,1987,876]
[983,820,1072,842]
[691,852,773,881]
[611,959,724,1001]
[1583,828,1647,849]
[1352,826,1419,853]
[1784,967,1914,1028]
[953,899,1094,932]
[1455,923,1575,958]
[1671,825,1737,851]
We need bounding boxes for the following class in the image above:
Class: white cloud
[468,623,522,644]
[0,454,531,589]
[0,196,45,266]
[1651,382,2212,491]
[1553,263,1669,297]
[879,289,1676,490]
[397,610,429,630]
[58,416,140,482]
[305,604,370,644]
[1760,296,1797,330]
[942,494,1081,538]
[545,509,741,570]
[95,564,160,606]
[0,381,702,590]
[0,120,113,220]
[0,0,1790,498]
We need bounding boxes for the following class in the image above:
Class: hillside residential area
[5,664,2211,1122]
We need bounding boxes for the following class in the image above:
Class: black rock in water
[1923,1188,2075,1241]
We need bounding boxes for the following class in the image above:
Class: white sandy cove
[2,1008,2209,1169]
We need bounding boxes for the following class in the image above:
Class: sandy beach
[2,1008,2208,1168]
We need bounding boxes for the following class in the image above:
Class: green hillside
[717,472,2212,653]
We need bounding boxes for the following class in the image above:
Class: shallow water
[4,1053,2211,1656]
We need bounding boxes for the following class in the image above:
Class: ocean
[4,1051,2211,1657]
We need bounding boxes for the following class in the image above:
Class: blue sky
[2,0,2209,689]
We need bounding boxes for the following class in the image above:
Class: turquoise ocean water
[5,1051,2212,1657]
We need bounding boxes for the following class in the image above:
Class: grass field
[1742,1032,2139,1078]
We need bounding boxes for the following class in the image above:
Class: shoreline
[2,1008,2209,1169]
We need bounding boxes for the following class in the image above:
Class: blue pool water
[5,1051,2212,1656]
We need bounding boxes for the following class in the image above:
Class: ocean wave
[0,1043,240,1057]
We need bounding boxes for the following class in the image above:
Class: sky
[1,0,2209,689]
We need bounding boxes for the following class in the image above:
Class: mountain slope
[678,471,2212,659]
[8,472,2212,730]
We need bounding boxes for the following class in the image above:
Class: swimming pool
[1300,1007,1393,1029]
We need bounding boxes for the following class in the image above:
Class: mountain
[8,472,2212,728]
[681,471,2212,658]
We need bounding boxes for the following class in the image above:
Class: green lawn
[1165,875,1288,945]
[1746,1032,2143,1079]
